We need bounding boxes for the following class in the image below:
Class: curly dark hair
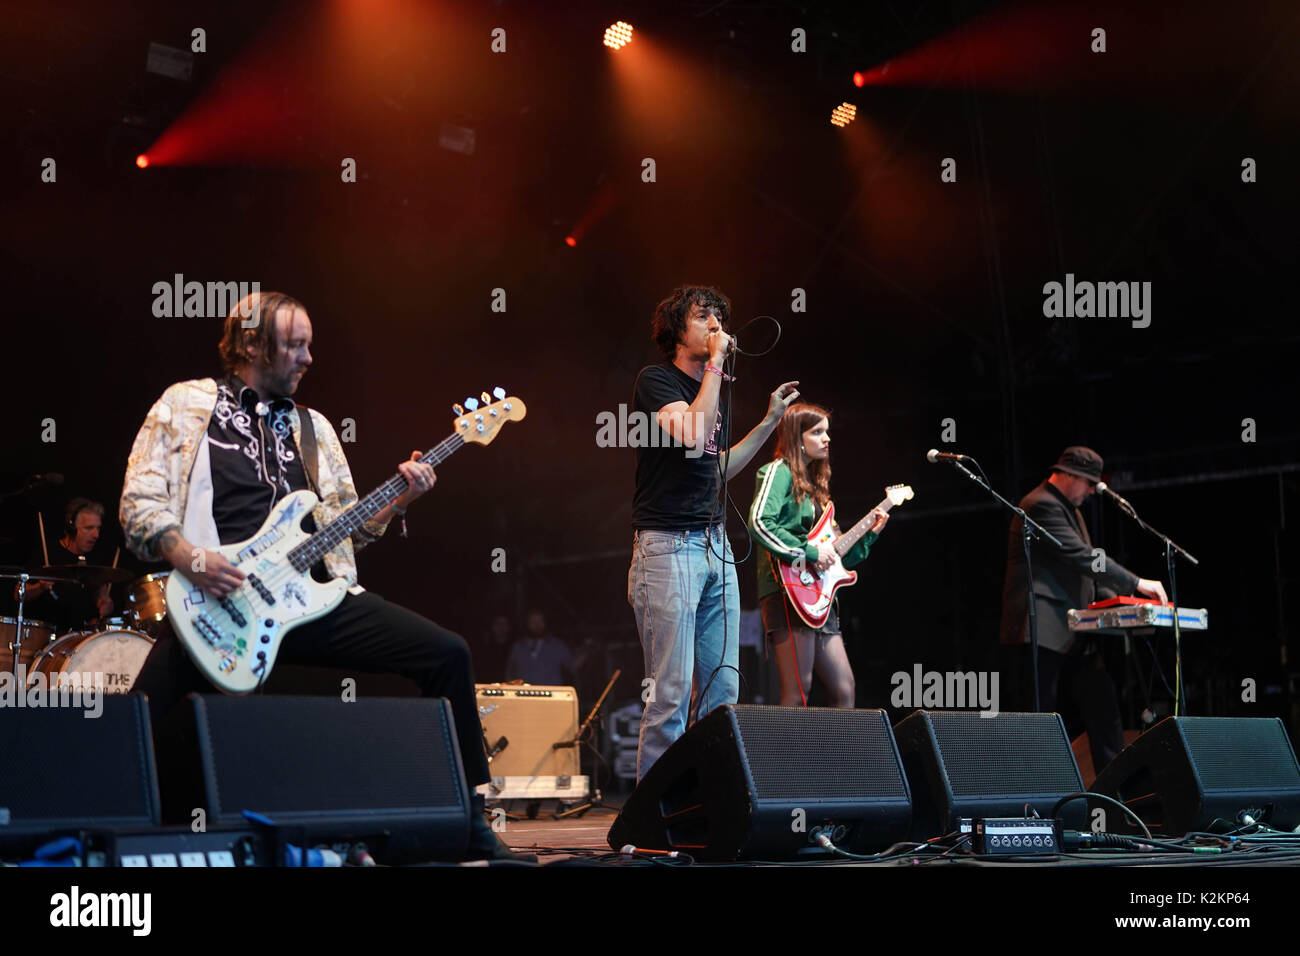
[650,284,732,361]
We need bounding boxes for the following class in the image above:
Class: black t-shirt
[631,363,729,530]
[208,378,311,545]
[24,542,99,630]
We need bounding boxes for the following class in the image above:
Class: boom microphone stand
[932,454,1062,712]
[1098,484,1199,715]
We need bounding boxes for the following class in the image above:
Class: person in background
[505,609,573,685]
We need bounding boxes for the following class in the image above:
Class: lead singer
[628,284,798,779]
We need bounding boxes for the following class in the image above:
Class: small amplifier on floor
[959,817,1062,855]
[476,684,590,802]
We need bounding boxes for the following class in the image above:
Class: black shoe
[464,795,538,863]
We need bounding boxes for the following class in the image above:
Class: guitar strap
[296,405,321,495]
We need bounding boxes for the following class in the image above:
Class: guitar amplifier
[476,684,588,801]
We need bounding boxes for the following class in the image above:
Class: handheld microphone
[620,845,681,858]
[1094,482,1133,509]
[926,449,969,463]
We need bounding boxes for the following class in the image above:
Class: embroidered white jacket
[119,378,388,586]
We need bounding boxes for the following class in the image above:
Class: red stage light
[135,154,149,169]
[604,21,633,50]
[852,72,865,87]
[565,236,577,247]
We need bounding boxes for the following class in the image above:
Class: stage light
[135,154,150,168]
[604,21,633,50]
[852,71,865,87]
[565,236,577,247]
[830,103,857,128]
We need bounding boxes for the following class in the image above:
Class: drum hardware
[1,616,58,679]
[1,568,79,675]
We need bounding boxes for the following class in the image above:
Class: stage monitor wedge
[893,709,1086,841]
[157,694,471,864]
[608,704,912,861]
[1089,716,1300,836]
[0,695,160,858]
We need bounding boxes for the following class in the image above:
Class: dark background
[3,0,1297,744]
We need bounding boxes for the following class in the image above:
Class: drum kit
[2,564,172,693]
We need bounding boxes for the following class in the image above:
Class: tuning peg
[492,386,505,400]
[464,397,479,411]
[453,403,464,417]
[480,391,491,406]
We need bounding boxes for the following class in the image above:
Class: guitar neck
[833,496,895,556]
[287,432,465,570]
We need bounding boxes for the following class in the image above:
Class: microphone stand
[552,669,621,820]
[1103,491,1199,716]
[939,459,1062,712]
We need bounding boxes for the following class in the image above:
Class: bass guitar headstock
[453,387,527,446]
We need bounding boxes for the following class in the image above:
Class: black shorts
[759,590,841,639]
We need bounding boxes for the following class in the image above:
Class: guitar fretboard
[287,432,466,571]
[833,496,894,556]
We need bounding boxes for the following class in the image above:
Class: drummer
[17,497,114,630]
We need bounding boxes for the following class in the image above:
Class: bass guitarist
[120,291,519,861]
[748,403,888,707]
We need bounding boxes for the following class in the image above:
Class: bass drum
[124,571,171,638]
[29,626,154,694]
[1,616,58,678]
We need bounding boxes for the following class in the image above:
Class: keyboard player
[998,446,1168,774]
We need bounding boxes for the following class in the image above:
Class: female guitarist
[747,403,888,707]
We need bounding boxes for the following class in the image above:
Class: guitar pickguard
[165,490,348,694]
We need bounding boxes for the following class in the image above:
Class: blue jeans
[628,526,741,779]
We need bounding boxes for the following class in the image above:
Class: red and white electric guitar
[165,389,526,693]
[777,484,914,628]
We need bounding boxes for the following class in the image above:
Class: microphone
[28,473,64,486]
[1094,482,1133,510]
[620,845,681,858]
[926,449,969,463]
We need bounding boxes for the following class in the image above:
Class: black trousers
[132,590,490,785]
[999,642,1124,774]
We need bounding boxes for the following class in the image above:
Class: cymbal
[0,565,79,583]
[35,564,134,586]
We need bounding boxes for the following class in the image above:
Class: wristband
[391,502,408,538]
[705,365,735,381]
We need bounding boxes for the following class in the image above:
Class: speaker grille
[0,696,158,830]
[732,706,907,801]
[929,711,1080,795]
[1179,717,1300,791]
[197,696,465,820]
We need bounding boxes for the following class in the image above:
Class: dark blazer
[999,480,1140,653]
